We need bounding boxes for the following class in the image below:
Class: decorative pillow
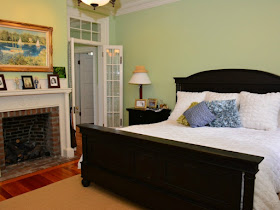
[239,91,280,131]
[168,91,207,121]
[206,100,242,128]
[177,102,199,126]
[183,101,216,128]
[205,92,240,106]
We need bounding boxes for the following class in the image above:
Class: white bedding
[120,120,280,210]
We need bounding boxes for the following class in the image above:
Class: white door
[74,54,81,125]
[103,45,123,128]
[70,38,77,129]
[80,53,94,124]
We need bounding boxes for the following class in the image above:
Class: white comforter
[120,120,280,210]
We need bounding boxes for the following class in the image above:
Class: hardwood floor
[0,127,83,202]
[0,160,81,201]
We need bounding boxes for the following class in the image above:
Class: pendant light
[78,0,116,10]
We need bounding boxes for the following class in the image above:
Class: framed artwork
[53,67,66,78]
[0,74,7,90]
[21,76,35,89]
[135,99,147,109]
[148,98,157,109]
[0,19,53,72]
[48,74,60,88]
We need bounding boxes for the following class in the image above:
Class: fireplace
[0,88,74,173]
[0,107,60,169]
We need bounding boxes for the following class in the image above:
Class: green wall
[1,0,68,79]
[111,0,280,126]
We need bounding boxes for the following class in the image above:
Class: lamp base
[139,84,143,99]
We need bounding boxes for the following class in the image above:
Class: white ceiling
[71,0,180,16]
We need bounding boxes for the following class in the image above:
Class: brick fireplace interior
[0,107,60,169]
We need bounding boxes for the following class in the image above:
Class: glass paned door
[103,46,123,128]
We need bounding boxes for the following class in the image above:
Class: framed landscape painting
[0,19,53,72]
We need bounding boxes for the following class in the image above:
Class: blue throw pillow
[206,99,242,128]
[183,101,216,128]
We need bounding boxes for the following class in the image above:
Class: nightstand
[126,108,171,126]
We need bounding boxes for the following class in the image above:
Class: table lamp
[129,66,151,99]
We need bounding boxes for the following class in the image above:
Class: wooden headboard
[174,69,280,94]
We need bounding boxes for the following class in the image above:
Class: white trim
[98,46,104,126]
[0,88,71,97]
[116,0,180,16]
[72,38,103,46]
[70,38,76,129]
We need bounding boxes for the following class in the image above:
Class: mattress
[120,120,280,210]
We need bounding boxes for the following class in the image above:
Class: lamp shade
[81,0,110,6]
[128,66,151,85]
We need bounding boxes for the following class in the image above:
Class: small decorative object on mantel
[148,98,157,109]
[0,74,7,90]
[34,76,39,89]
[135,99,147,110]
[22,76,35,89]
[48,74,60,88]
[14,77,20,90]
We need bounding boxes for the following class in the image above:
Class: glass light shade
[81,0,110,6]
[129,73,151,85]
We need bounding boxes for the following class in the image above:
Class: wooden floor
[0,127,83,202]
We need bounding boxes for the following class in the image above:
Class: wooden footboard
[79,124,263,210]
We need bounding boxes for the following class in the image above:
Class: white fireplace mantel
[0,88,74,158]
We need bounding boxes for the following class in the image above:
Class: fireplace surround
[0,88,73,171]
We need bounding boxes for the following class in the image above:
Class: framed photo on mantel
[0,74,7,90]
[48,74,60,88]
[21,76,35,89]
[0,19,53,72]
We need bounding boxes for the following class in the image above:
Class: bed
[78,69,280,210]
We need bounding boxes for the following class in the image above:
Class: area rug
[0,175,144,210]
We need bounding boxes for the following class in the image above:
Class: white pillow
[239,91,280,131]
[168,91,207,121]
[205,92,240,106]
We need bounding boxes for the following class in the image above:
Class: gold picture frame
[148,98,157,109]
[0,19,53,72]
[135,99,147,109]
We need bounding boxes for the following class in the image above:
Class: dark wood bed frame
[78,69,280,210]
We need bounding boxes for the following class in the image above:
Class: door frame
[74,50,97,125]
[70,38,104,128]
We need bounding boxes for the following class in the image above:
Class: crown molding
[116,0,180,16]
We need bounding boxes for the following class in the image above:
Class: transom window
[70,17,101,42]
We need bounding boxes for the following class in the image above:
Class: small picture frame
[0,74,7,90]
[148,98,157,109]
[135,99,147,109]
[22,76,35,89]
[48,74,60,88]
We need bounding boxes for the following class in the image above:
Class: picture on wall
[0,19,53,72]
[53,66,66,78]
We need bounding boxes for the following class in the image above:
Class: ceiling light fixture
[77,0,116,10]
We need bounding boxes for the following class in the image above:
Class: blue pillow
[183,101,216,128]
[206,100,242,128]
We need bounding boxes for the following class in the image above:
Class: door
[80,53,94,124]
[103,45,123,128]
